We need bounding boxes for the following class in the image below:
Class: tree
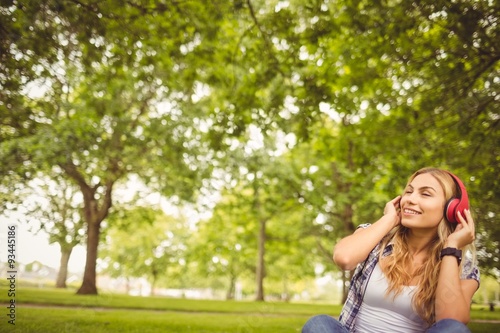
[29,174,86,288]
[2,0,498,297]
[191,124,319,301]
[321,0,500,274]
[251,0,500,276]
[190,190,257,300]
[102,206,189,295]
[2,173,85,288]
[0,0,228,294]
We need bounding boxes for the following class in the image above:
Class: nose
[402,192,418,205]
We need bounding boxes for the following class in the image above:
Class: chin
[401,217,412,226]
[401,218,441,231]
[401,221,411,228]
[401,218,419,229]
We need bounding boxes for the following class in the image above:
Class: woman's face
[400,173,447,230]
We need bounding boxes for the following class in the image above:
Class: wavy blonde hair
[379,167,476,325]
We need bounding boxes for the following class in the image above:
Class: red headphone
[444,172,469,223]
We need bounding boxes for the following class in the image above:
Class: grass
[1,285,499,332]
[8,307,311,333]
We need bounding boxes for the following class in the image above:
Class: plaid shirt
[338,224,480,332]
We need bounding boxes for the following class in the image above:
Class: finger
[457,210,468,225]
[456,212,471,236]
[458,210,474,234]
[391,196,401,204]
[464,209,475,234]
[392,196,401,209]
[385,196,400,214]
[464,209,474,223]
[457,211,475,242]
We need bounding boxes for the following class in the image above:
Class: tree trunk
[340,203,355,303]
[252,175,266,302]
[282,277,290,302]
[255,217,266,301]
[55,247,73,288]
[62,162,114,296]
[126,277,131,295]
[226,274,236,300]
[151,268,158,296]
[76,219,101,295]
[341,270,350,304]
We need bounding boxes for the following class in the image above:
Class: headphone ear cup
[445,198,460,223]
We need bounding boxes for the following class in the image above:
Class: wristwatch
[440,247,462,265]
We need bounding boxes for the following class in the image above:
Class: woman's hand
[333,195,402,270]
[446,209,476,249]
[383,195,402,228]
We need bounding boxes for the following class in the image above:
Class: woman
[302,167,480,333]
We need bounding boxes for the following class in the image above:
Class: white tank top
[354,263,428,333]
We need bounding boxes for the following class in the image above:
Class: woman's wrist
[380,213,399,229]
[444,240,460,249]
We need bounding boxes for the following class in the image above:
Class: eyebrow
[407,184,437,192]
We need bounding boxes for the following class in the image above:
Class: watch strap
[440,247,462,265]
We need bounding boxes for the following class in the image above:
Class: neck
[406,228,437,257]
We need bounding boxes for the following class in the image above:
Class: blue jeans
[301,315,472,333]
[301,315,348,333]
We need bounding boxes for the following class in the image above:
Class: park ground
[1,285,499,333]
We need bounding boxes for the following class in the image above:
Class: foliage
[1,0,227,294]
[102,206,190,293]
[0,173,85,287]
[1,0,498,298]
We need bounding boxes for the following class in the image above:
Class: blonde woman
[302,167,479,333]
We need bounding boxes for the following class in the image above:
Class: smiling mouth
[404,208,421,215]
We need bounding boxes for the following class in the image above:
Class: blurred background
[0,0,498,306]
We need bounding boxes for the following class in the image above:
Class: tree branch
[245,0,285,77]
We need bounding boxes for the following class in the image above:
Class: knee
[428,319,471,333]
[302,315,336,333]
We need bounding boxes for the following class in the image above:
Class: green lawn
[1,285,499,332]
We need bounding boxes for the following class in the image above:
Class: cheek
[429,202,445,218]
